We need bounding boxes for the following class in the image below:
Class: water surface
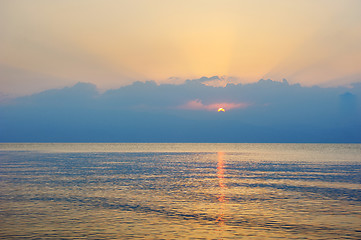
[1,143,360,239]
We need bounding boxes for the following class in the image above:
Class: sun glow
[218,107,225,112]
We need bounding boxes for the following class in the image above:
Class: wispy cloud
[179,99,249,111]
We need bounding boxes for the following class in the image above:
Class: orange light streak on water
[216,151,227,236]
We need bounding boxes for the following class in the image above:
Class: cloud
[179,99,249,111]
[0,77,360,143]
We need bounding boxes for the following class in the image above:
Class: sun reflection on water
[216,151,227,238]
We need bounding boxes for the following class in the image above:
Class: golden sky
[1,0,361,95]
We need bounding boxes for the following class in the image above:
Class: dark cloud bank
[1,77,360,142]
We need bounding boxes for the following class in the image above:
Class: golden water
[0,143,360,239]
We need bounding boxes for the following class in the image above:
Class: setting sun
[218,107,225,112]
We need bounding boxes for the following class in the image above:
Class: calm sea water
[0,143,360,239]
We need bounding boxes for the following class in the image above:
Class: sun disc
[218,107,225,112]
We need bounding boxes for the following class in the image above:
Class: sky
[1,0,361,96]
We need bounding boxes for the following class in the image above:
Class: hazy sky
[1,0,361,95]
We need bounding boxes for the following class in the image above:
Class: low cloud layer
[178,99,249,111]
[1,77,360,142]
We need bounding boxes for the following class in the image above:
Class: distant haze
[1,0,361,96]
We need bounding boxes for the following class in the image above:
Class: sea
[0,143,360,239]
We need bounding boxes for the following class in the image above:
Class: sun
[218,107,225,112]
